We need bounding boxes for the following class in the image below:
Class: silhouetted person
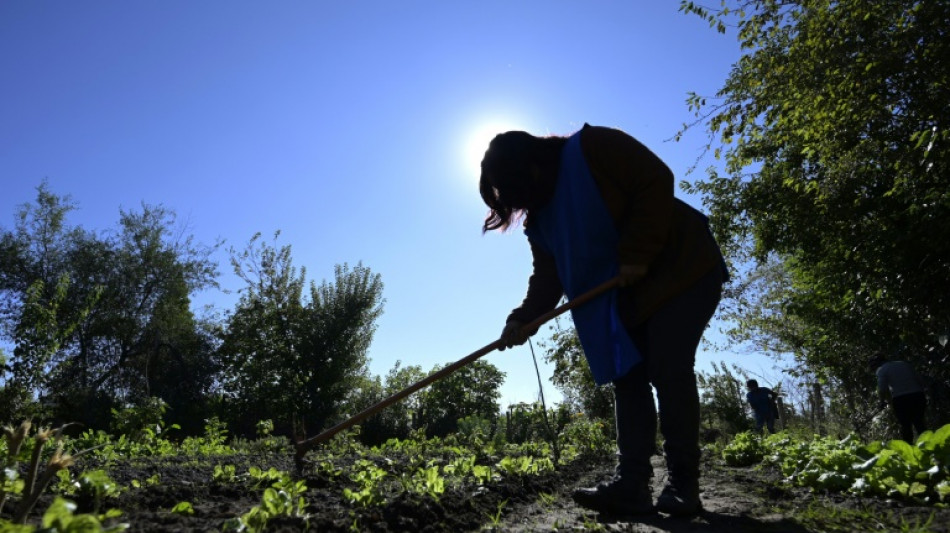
[745,379,777,434]
[873,355,927,443]
[479,124,727,517]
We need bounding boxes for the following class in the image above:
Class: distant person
[873,355,927,443]
[479,124,728,517]
[745,379,778,434]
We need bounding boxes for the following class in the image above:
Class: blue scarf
[525,132,641,384]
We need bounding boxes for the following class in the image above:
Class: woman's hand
[499,321,529,350]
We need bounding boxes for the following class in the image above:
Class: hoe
[293,276,621,471]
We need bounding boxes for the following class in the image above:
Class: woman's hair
[479,131,566,232]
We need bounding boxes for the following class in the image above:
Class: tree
[217,232,307,434]
[218,232,384,436]
[680,0,950,421]
[49,204,219,428]
[0,275,95,423]
[416,360,505,438]
[697,362,753,436]
[349,361,427,445]
[298,262,385,434]
[539,319,614,421]
[0,184,220,429]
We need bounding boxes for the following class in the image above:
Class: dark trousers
[892,391,927,443]
[753,409,776,433]
[612,267,723,483]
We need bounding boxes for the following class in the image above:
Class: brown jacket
[508,124,724,327]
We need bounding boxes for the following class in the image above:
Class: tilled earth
[7,450,950,532]
[492,454,950,532]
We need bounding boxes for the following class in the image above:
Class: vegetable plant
[724,423,950,505]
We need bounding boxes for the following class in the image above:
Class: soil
[491,454,950,532]
[7,449,949,532]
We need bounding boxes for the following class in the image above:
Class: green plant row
[212,416,614,531]
[1,422,129,532]
[2,414,615,532]
[66,417,238,462]
[721,424,950,505]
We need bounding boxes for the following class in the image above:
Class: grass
[786,499,938,533]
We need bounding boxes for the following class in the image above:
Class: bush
[722,431,767,467]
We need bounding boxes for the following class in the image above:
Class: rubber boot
[655,477,702,516]
[571,477,655,516]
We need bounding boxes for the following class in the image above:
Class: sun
[462,119,525,179]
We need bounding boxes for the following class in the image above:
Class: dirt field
[492,454,950,532]
[9,448,949,532]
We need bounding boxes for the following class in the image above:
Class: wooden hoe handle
[294,275,622,467]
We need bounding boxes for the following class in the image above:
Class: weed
[538,491,556,507]
[342,460,387,508]
[486,498,507,526]
[73,469,122,514]
[247,466,285,490]
[212,464,238,483]
[222,478,310,533]
[2,421,100,524]
[472,464,495,485]
[898,511,935,533]
[722,424,950,506]
[40,497,128,532]
[170,501,195,516]
[580,513,605,531]
[130,474,160,489]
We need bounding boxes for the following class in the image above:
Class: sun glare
[463,119,524,179]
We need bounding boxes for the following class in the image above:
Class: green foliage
[212,464,237,484]
[789,500,936,533]
[0,183,220,430]
[416,360,504,438]
[346,362,426,445]
[66,422,235,462]
[680,0,950,425]
[342,460,387,508]
[255,419,274,438]
[218,232,384,435]
[557,414,614,460]
[723,423,950,505]
[723,431,767,467]
[4,411,624,529]
[38,497,127,532]
[503,402,570,449]
[0,273,97,423]
[485,499,507,527]
[456,415,495,446]
[538,491,556,507]
[409,466,445,501]
[495,455,554,477]
[289,413,610,515]
[308,457,341,483]
[71,470,122,514]
[1,422,31,515]
[1,422,106,526]
[538,319,614,421]
[129,474,159,490]
[109,398,172,442]
[223,476,310,533]
[200,417,228,447]
[247,466,285,490]
[169,501,194,516]
[698,362,754,435]
[471,464,495,486]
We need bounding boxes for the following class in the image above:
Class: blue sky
[0,1,784,407]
